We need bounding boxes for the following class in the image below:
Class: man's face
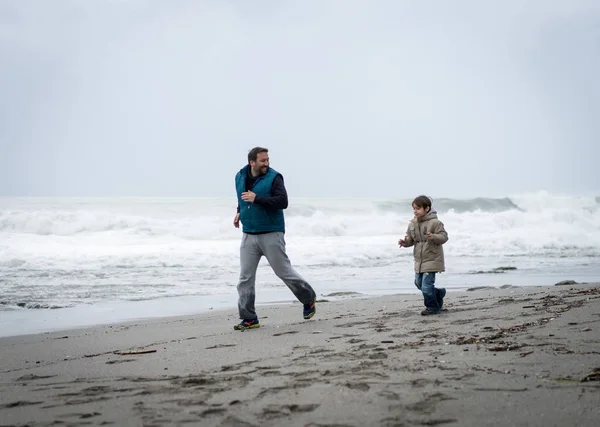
[250,152,269,176]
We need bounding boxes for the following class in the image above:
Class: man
[233,147,316,330]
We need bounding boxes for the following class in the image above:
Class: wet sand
[1,283,599,426]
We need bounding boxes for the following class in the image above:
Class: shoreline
[1,282,599,426]
[0,288,416,340]
[3,274,597,339]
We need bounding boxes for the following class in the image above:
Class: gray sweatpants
[237,231,316,320]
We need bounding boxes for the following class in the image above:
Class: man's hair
[412,195,432,211]
[248,147,269,163]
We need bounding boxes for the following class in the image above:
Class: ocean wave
[376,197,522,214]
[0,209,234,239]
[378,193,599,214]
[0,192,598,248]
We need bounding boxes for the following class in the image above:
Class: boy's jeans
[415,272,440,311]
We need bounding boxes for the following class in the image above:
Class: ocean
[1,192,599,337]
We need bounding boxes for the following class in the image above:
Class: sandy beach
[1,283,599,427]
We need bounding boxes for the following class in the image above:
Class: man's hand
[233,213,240,228]
[398,238,406,247]
[241,191,256,203]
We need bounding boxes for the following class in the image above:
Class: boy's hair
[412,195,432,211]
[248,147,269,163]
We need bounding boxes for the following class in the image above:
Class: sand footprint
[206,344,237,349]
[273,330,299,336]
[261,403,320,420]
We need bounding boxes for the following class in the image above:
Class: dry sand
[1,283,599,426]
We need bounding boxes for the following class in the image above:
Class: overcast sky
[1,0,599,198]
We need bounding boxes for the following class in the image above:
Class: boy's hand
[426,232,433,240]
[398,238,406,247]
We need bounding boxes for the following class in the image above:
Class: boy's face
[413,204,429,218]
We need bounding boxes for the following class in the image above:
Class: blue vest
[235,166,285,233]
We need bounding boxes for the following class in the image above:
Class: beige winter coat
[402,211,448,273]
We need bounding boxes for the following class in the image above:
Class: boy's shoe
[234,318,260,330]
[421,308,441,316]
[303,298,316,319]
[437,288,447,309]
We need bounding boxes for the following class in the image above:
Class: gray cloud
[2,0,599,197]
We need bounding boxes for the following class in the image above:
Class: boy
[398,195,449,315]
